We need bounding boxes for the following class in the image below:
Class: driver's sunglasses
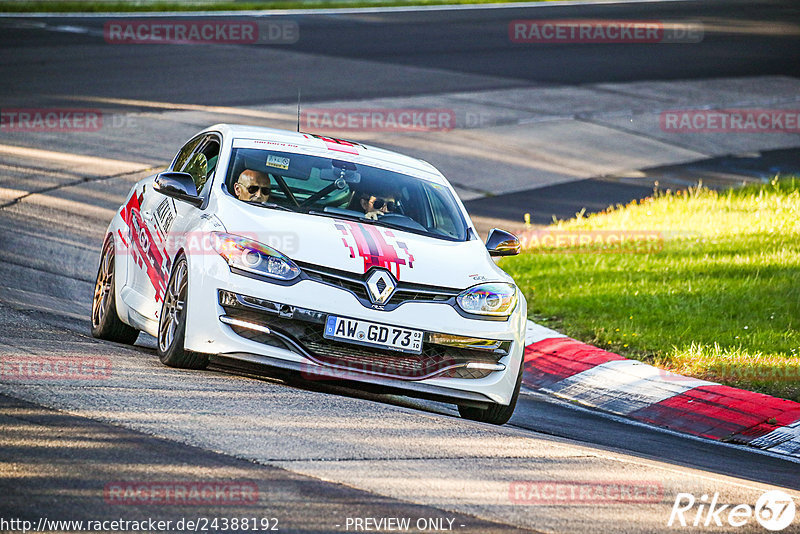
[373,198,395,211]
[243,184,270,195]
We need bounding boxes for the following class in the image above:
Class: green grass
[501,177,800,401]
[0,0,565,13]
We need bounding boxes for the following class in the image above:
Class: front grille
[304,267,370,300]
[219,291,509,381]
[299,263,459,307]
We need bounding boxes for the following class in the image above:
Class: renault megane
[91,124,526,424]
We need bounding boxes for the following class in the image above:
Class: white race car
[91,124,526,424]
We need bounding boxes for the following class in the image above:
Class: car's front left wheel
[91,236,139,344]
[157,255,208,369]
[458,357,524,425]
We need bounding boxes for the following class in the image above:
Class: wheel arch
[103,227,132,327]
[176,247,206,354]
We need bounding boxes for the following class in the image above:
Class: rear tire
[91,236,139,344]
[156,255,208,369]
[458,357,524,425]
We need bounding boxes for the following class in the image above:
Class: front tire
[157,255,208,369]
[91,236,139,344]
[458,358,524,425]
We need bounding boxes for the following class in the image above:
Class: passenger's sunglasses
[372,198,395,211]
[240,184,270,195]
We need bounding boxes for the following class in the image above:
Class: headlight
[211,232,300,281]
[456,283,517,317]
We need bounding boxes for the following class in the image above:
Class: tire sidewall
[157,255,188,365]
[91,237,115,336]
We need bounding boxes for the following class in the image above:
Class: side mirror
[486,228,520,257]
[154,172,203,207]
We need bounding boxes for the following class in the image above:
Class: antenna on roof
[296,88,301,133]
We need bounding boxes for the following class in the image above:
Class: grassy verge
[0,0,563,13]
[500,178,800,402]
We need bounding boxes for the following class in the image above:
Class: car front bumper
[183,256,526,406]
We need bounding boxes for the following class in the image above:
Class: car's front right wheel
[157,255,208,370]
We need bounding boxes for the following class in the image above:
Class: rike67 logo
[668,490,796,531]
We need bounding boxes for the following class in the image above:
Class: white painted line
[543,359,717,415]
[0,0,697,18]
[0,144,150,175]
[55,95,294,122]
[524,319,566,346]
[22,193,118,220]
[52,25,89,34]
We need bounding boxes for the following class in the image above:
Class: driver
[234,169,271,203]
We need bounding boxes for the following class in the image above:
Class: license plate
[324,316,423,354]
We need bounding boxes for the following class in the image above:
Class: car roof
[203,123,448,185]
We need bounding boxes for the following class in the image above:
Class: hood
[215,200,512,290]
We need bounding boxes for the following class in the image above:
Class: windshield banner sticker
[303,133,362,155]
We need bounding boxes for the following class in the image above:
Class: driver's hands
[364,210,382,220]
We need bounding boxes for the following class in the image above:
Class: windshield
[225,147,469,241]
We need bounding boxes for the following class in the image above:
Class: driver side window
[183,153,209,194]
[173,135,220,196]
[172,136,203,173]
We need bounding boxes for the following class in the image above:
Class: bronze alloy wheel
[156,256,208,369]
[90,237,139,344]
[158,259,187,353]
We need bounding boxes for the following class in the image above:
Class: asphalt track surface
[0,0,798,105]
[1,1,799,532]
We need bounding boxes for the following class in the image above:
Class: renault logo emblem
[366,270,396,305]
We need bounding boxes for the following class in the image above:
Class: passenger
[353,191,397,220]
[234,169,271,203]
